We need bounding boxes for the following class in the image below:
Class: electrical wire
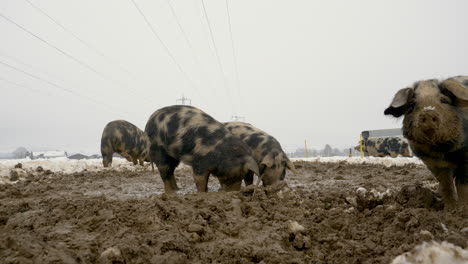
[0,12,162,110]
[200,0,233,113]
[225,0,242,108]
[23,0,133,76]
[130,0,207,104]
[0,12,118,84]
[166,0,204,74]
[0,59,130,117]
[0,76,47,95]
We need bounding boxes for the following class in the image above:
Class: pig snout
[417,109,440,132]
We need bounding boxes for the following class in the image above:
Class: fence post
[304,140,309,159]
[359,134,364,158]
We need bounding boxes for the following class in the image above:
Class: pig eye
[405,102,416,113]
[440,96,451,105]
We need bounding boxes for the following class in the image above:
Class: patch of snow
[0,157,143,184]
[354,186,392,203]
[32,150,67,158]
[1,156,424,184]
[391,241,468,264]
[292,157,424,167]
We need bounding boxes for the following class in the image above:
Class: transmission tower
[176,95,192,105]
[231,115,245,122]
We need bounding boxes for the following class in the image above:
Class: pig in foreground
[224,121,296,186]
[384,76,468,208]
[145,105,260,193]
[355,137,411,158]
[101,120,151,168]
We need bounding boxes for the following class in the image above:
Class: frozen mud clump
[287,221,311,250]
[391,241,468,264]
[395,184,443,210]
[9,169,27,181]
[99,247,124,264]
[347,187,392,211]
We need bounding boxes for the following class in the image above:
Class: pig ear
[440,80,468,105]
[285,158,298,174]
[260,155,274,168]
[384,88,414,117]
[244,156,260,176]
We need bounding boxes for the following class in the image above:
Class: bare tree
[12,147,29,159]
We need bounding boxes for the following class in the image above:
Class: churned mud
[0,161,467,264]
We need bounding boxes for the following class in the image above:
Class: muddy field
[0,161,467,264]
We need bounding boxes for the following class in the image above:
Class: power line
[166,0,204,73]
[0,12,119,85]
[23,0,133,76]
[200,0,226,80]
[0,25,157,110]
[0,59,128,117]
[130,0,204,101]
[225,0,242,106]
[0,51,163,112]
[21,0,179,108]
[200,0,233,113]
[0,76,48,95]
[0,50,65,83]
[0,11,153,105]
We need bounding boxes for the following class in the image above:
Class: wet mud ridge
[0,161,467,263]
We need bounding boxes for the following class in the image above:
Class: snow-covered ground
[391,241,468,264]
[0,156,425,184]
[0,157,144,184]
[292,156,424,167]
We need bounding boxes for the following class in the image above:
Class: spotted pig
[356,137,411,158]
[224,122,297,186]
[145,105,260,193]
[384,76,468,208]
[101,120,151,168]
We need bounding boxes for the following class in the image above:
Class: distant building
[89,154,102,159]
[68,153,89,160]
[32,151,68,159]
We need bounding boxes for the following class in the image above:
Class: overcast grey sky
[1,0,467,154]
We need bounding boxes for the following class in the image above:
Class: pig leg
[457,184,468,208]
[222,180,242,192]
[138,158,145,166]
[102,152,113,167]
[120,152,133,162]
[193,173,210,192]
[244,171,254,186]
[455,167,468,207]
[158,164,180,193]
[167,165,179,191]
[151,146,180,193]
[101,137,112,167]
[431,167,458,209]
[101,144,113,167]
[132,156,138,165]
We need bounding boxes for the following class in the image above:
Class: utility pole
[231,115,245,122]
[176,95,191,105]
[359,134,364,158]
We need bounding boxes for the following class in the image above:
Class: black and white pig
[101,120,151,168]
[384,76,468,208]
[224,122,297,186]
[145,105,260,193]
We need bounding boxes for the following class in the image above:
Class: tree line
[287,144,361,158]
